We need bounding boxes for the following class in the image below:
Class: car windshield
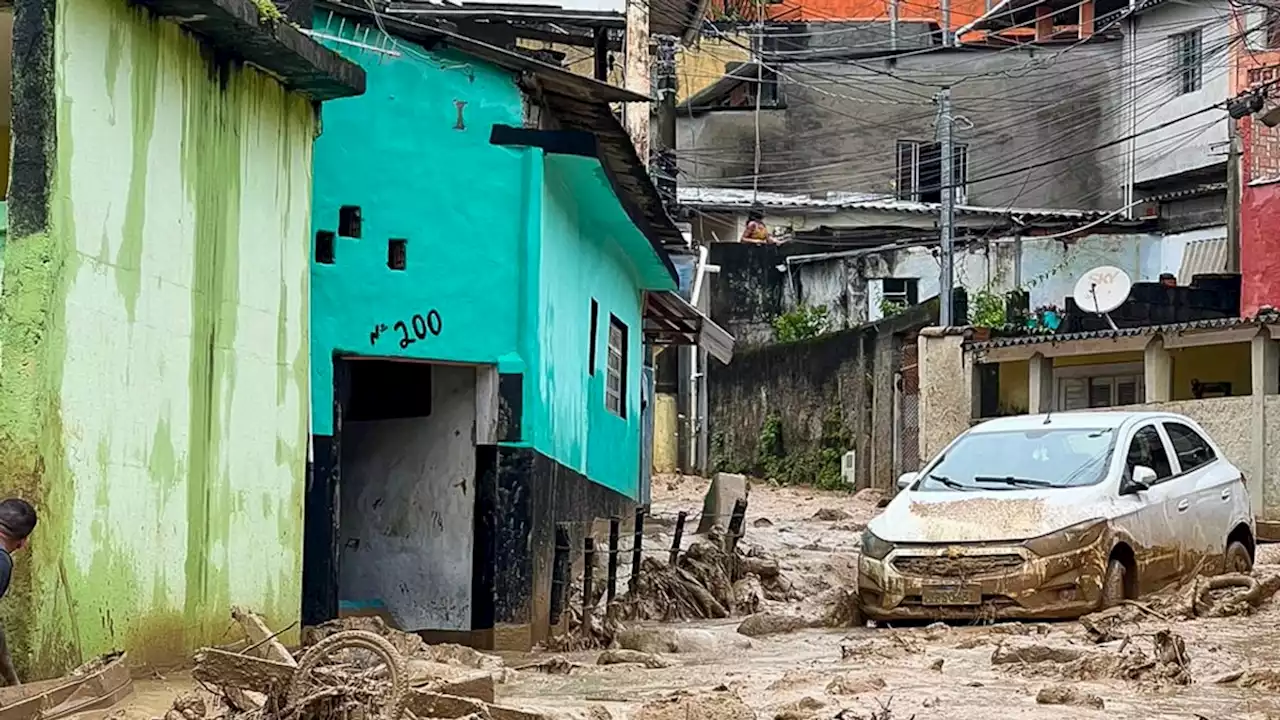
[915,427,1116,492]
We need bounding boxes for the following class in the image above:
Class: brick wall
[1245,68,1280,183]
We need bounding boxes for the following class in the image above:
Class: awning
[643,291,735,364]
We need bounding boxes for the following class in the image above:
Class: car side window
[1163,422,1216,473]
[1125,424,1174,482]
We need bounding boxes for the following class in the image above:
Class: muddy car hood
[868,488,1104,544]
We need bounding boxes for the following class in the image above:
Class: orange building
[709,0,986,32]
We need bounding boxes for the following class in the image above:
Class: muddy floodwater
[122,477,1280,720]
[493,477,1280,720]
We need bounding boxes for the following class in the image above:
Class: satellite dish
[1072,266,1132,331]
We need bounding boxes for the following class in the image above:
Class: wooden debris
[223,688,267,713]
[231,606,297,667]
[404,691,489,719]
[192,648,296,692]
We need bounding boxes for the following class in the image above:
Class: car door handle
[1222,488,1232,501]
[1177,499,1191,512]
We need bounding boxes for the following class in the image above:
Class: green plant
[878,298,907,319]
[754,407,852,491]
[772,305,829,343]
[709,429,746,475]
[757,414,784,480]
[251,0,284,24]
[969,289,1006,329]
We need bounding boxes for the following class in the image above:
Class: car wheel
[1226,540,1253,574]
[1100,558,1127,609]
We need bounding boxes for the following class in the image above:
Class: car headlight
[1023,519,1106,557]
[861,530,894,560]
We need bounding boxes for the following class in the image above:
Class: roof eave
[139,0,366,100]
[317,0,650,103]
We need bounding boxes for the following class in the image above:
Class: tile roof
[965,315,1270,351]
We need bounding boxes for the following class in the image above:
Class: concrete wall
[311,19,672,501]
[310,17,526,437]
[535,155,648,497]
[708,303,934,489]
[1124,1,1231,186]
[0,0,315,675]
[713,233,1190,346]
[339,365,476,631]
[917,331,972,463]
[678,44,1128,210]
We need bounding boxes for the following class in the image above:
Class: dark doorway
[302,358,479,631]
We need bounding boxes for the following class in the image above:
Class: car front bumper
[858,534,1109,621]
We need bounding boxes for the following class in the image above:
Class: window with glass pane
[1171,29,1202,95]
[1163,422,1216,472]
[1125,425,1173,481]
[1060,374,1144,410]
[606,317,627,417]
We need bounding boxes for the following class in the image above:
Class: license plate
[921,584,981,606]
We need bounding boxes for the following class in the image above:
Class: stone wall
[707,302,935,490]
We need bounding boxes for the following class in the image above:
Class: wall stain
[0,0,313,678]
[114,14,158,323]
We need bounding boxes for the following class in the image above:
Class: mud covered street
[122,477,1280,720]
[488,477,1280,720]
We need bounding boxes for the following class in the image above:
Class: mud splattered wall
[0,0,314,676]
[338,365,476,631]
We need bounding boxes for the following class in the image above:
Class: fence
[892,340,921,482]
[547,498,750,628]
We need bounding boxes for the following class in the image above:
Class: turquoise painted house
[303,2,732,649]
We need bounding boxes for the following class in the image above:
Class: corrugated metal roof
[678,186,1109,220]
[966,315,1261,351]
[1179,237,1230,281]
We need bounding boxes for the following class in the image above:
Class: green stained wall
[0,0,314,676]
[310,20,674,498]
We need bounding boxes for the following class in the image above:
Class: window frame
[1124,422,1176,485]
[881,277,920,307]
[894,139,968,204]
[588,299,599,376]
[1162,421,1217,475]
[1170,28,1203,95]
[1053,362,1145,411]
[605,315,628,418]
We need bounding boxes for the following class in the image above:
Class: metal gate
[892,340,921,484]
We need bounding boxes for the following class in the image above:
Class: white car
[858,410,1254,621]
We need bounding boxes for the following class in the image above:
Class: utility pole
[652,32,681,473]
[939,87,956,326]
[653,34,678,207]
[1227,118,1242,273]
[941,0,952,46]
[624,0,651,162]
[890,0,899,51]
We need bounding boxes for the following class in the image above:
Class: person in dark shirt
[0,499,37,687]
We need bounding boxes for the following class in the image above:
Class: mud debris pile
[631,688,755,720]
[991,630,1191,687]
[619,526,797,622]
[549,524,800,649]
[163,611,550,720]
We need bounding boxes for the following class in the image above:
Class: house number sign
[370,310,443,349]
